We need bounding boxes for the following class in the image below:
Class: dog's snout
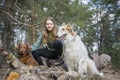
[56,35,58,38]
[20,50,24,53]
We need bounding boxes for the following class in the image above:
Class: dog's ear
[67,24,74,35]
[67,24,77,36]
[26,44,32,53]
[26,44,32,51]
[28,46,32,51]
[67,24,71,27]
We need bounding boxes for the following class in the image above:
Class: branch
[3,10,32,27]
[33,20,44,27]
[3,10,42,28]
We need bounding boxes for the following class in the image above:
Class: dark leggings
[32,40,63,65]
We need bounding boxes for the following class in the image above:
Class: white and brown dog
[57,24,103,79]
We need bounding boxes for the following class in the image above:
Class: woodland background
[0,0,120,68]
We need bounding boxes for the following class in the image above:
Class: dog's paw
[29,65,34,70]
[67,71,78,78]
[99,72,104,77]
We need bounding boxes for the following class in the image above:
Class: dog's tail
[87,59,103,77]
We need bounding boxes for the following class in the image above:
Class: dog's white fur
[57,24,103,78]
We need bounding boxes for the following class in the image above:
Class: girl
[31,17,63,65]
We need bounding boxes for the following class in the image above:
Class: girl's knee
[31,52,35,56]
[31,50,37,56]
[54,40,63,47]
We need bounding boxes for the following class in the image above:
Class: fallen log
[0,47,79,80]
[91,53,111,70]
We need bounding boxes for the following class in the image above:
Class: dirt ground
[0,62,120,80]
[101,67,120,80]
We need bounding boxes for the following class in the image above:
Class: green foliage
[15,0,94,43]
[90,0,120,67]
[17,0,94,26]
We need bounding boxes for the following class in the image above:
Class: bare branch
[3,10,32,27]
[14,0,18,5]
[14,0,22,11]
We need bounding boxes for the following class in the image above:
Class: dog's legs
[78,59,87,79]
[87,59,103,77]
[66,64,78,78]
[67,71,78,78]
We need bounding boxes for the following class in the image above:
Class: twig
[36,71,65,74]
[14,0,22,11]
[110,63,120,73]
[3,10,42,30]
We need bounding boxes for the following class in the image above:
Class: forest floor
[101,67,120,80]
[0,61,120,80]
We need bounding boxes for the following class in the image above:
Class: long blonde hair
[42,17,58,43]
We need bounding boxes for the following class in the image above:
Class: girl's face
[46,19,54,31]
